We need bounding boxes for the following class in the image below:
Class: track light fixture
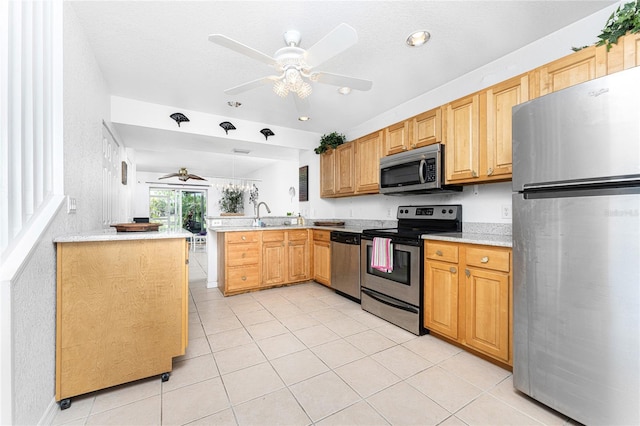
[260,128,275,140]
[219,121,236,134]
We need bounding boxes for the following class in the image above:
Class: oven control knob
[449,209,453,214]
[441,209,446,214]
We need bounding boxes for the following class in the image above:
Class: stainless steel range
[360,205,462,335]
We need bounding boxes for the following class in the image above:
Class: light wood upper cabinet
[412,107,442,149]
[483,74,528,182]
[384,120,411,155]
[605,32,640,74]
[320,149,336,197]
[444,93,481,183]
[355,130,383,194]
[532,45,607,98]
[335,142,355,195]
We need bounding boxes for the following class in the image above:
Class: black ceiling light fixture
[169,112,190,127]
[219,121,236,134]
[260,128,275,140]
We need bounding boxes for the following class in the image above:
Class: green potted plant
[314,131,346,154]
[219,186,245,215]
[596,0,640,51]
[574,0,640,51]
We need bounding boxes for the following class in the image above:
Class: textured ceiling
[69,1,616,177]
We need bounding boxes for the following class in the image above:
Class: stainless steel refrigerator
[512,66,640,425]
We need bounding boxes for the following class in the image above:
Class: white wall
[299,4,618,225]
[10,4,110,424]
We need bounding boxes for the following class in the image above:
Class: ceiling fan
[208,23,373,109]
[159,168,207,182]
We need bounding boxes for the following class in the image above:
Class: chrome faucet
[254,202,271,226]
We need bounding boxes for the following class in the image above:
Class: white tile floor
[51,251,573,426]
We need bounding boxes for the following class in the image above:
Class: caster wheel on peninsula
[60,398,71,410]
[161,372,170,382]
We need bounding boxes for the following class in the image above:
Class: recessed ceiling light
[298,116,311,121]
[338,87,352,95]
[227,101,242,108]
[406,30,430,47]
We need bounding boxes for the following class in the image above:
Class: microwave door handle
[419,159,427,183]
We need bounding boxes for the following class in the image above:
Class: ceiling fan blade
[159,173,179,180]
[224,75,280,95]
[293,95,311,117]
[304,23,358,69]
[187,174,207,181]
[208,34,278,67]
[311,71,373,91]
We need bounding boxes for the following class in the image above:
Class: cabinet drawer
[313,230,331,242]
[288,230,309,241]
[465,246,510,272]
[425,242,459,263]
[226,232,260,243]
[262,230,285,242]
[227,265,260,291]
[227,243,260,266]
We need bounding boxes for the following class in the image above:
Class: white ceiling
[69,1,616,178]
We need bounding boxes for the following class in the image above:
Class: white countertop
[54,228,193,243]
[423,232,512,248]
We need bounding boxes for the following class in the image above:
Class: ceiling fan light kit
[208,22,372,115]
[159,167,206,182]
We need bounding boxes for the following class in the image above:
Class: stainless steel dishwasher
[330,231,361,302]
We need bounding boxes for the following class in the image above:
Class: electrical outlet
[211,219,222,226]
[501,204,512,219]
[387,208,392,217]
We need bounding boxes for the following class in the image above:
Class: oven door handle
[419,159,427,184]
[361,288,419,314]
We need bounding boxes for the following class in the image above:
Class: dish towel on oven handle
[371,237,393,273]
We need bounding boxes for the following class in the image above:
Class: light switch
[67,196,77,214]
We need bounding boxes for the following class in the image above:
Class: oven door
[360,238,421,305]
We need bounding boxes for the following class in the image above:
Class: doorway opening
[148,188,207,233]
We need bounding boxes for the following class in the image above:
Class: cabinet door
[412,107,442,148]
[384,120,411,155]
[335,142,355,195]
[320,149,335,197]
[464,267,510,362]
[484,74,528,181]
[445,94,481,183]
[424,260,459,339]
[535,45,607,97]
[313,240,331,286]
[288,238,310,282]
[262,241,286,286]
[355,130,383,194]
[605,32,640,74]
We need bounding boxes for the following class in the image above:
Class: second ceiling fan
[208,23,372,113]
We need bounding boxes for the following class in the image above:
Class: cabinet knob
[472,171,478,178]
[487,167,494,176]
[242,276,247,281]
[481,256,489,263]
[465,269,470,277]
[241,253,246,258]
[241,235,246,240]
[450,267,457,274]
[435,250,443,256]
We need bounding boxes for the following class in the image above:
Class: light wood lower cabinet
[56,237,189,404]
[219,229,311,296]
[313,230,331,286]
[424,241,512,367]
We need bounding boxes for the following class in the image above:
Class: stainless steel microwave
[379,144,462,195]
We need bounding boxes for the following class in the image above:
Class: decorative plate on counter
[313,221,345,227]
[111,223,161,232]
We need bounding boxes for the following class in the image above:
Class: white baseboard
[38,397,58,426]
